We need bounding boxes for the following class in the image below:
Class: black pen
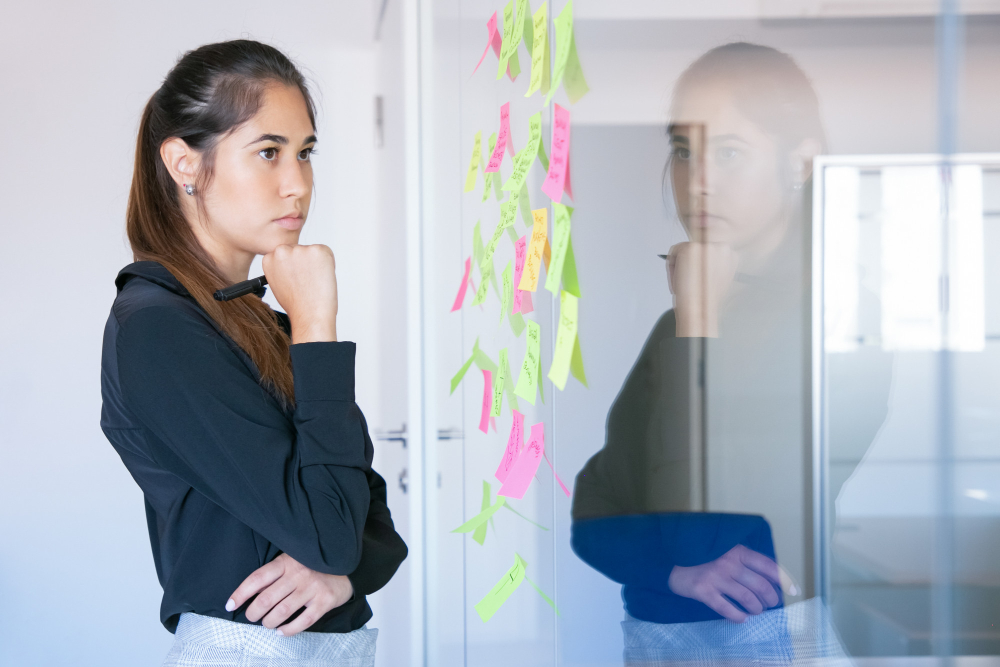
[213,275,268,301]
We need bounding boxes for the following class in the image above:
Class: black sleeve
[347,463,409,596]
[116,305,372,576]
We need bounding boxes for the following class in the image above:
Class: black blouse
[100,261,406,634]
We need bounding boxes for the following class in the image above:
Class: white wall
[0,2,410,665]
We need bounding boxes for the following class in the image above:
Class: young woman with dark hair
[100,39,406,666]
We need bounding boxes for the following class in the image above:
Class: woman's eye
[672,146,691,160]
[259,147,278,161]
[298,147,315,161]
[717,146,738,161]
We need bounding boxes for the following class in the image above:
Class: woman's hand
[262,244,338,344]
[667,545,782,623]
[667,241,738,337]
[226,553,354,636]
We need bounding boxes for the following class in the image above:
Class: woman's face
[196,83,316,259]
[669,83,789,249]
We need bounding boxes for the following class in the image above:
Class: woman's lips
[274,216,304,230]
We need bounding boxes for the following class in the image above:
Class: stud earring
[184,183,195,196]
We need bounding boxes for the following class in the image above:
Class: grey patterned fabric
[622,597,854,666]
[161,612,378,667]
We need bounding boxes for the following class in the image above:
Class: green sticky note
[514,320,541,404]
[465,131,481,193]
[519,0,533,49]
[474,345,498,374]
[473,481,491,545]
[503,502,549,530]
[525,2,550,98]
[497,0,518,80]
[545,0,587,104]
[545,202,574,295]
[537,134,549,172]
[506,224,520,245]
[452,495,506,533]
[450,337,480,394]
[482,134,498,203]
[518,183,533,229]
[502,112,542,193]
[548,290,578,391]
[562,235,580,297]
[562,28,589,103]
[525,575,560,615]
[475,553,527,622]
[502,349,519,412]
[570,331,587,387]
[473,220,484,265]
[491,347,508,417]
[538,346,545,403]
[509,310,526,338]
[500,262,513,328]
[482,199,519,274]
[472,256,491,306]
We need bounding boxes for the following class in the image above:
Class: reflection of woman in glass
[572,42,887,663]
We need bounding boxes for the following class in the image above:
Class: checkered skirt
[161,612,377,667]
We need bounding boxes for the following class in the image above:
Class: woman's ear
[790,137,823,186]
[160,137,200,190]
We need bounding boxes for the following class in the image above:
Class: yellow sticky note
[465,131,481,193]
[502,112,542,193]
[525,2,550,97]
[548,290,578,391]
[519,208,547,292]
[492,347,508,417]
[475,553,527,622]
[514,320,541,404]
[544,202,573,295]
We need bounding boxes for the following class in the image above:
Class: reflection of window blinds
[880,165,984,351]
[823,166,861,352]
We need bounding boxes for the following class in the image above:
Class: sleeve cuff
[290,341,356,402]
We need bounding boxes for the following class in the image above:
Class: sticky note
[545,202,573,295]
[502,112,542,193]
[500,347,519,412]
[514,320,541,404]
[452,493,506,533]
[506,224,520,246]
[472,253,492,306]
[491,348,508,417]
[481,134,497,202]
[474,219,501,300]
[561,235,580,297]
[479,370,494,433]
[481,198,518,273]
[464,131,481,193]
[541,104,571,203]
[496,409,524,483]
[503,503,549,530]
[475,554,527,622]
[451,257,472,312]
[485,104,511,173]
[525,2,550,98]
[497,0,518,80]
[450,338,478,394]
[519,208,547,292]
[525,575,560,615]
[499,422,544,499]
[509,311,526,337]
[518,183,533,228]
[474,345,498,374]
[500,262,513,327]
[548,290,587,391]
[512,236,527,313]
[473,481,491,545]
[518,0,533,48]
[474,11,517,80]
[546,0,589,105]
[570,329,588,387]
[544,452,571,497]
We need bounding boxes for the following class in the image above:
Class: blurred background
[2,1,1000,666]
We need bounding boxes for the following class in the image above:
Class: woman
[571,43,890,664]
[100,40,406,666]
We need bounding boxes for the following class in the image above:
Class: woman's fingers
[705,593,748,623]
[736,546,782,588]
[262,588,312,632]
[244,577,297,624]
[275,596,333,637]
[227,557,286,613]
[734,567,780,610]
[719,578,765,616]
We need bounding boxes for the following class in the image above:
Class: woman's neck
[189,222,254,284]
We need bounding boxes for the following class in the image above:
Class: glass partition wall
[405,2,1000,665]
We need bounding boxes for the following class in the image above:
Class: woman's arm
[347,465,408,596]
[115,302,371,575]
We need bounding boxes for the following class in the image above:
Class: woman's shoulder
[109,261,215,338]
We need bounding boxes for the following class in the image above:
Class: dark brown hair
[127,39,316,405]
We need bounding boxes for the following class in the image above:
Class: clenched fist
[262,244,338,344]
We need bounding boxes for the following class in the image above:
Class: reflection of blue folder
[571,512,783,624]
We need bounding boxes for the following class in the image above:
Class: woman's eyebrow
[709,133,749,144]
[242,133,318,148]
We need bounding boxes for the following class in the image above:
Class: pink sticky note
[485,103,511,173]
[544,452,572,498]
[564,151,574,201]
[495,410,525,483]
[473,13,499,75]
[541,104,571,202]
[498,422,544,499]
[520,290,534,314]
[451,257,472,312]
[479,370,493,434]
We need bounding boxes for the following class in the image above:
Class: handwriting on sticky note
[491,347,508,417]
[514,320,541,404]
[495,409,524,483]
[525,2,550,97]
[479,369,493,433]
[464,132,481,193]
[485,104,510,173]
[497,0,518,80]
[481,199,518,273]
[472,254,492,306]
[474,553,527,622]
[519,208,547,292]
[502,112,542,193]
[541,104,571,202]
[545,202,573,294]
[547,290,578,391]
[499,262,513,327]
[513,236,527,313]
[546,0,589,104]
[498,422,544,499]
[451,257,472,312]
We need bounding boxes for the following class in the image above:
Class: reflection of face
[199,84,317,257]
[669,84,789,249]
